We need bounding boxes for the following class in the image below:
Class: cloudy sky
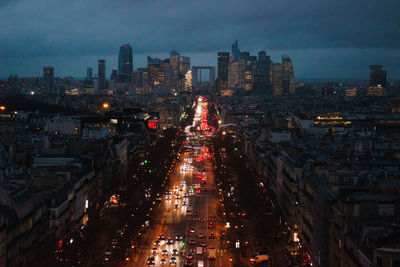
[1,0,399,79]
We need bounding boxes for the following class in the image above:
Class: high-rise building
[282,55,295,95]
[369,65,386,87]
[86,67,93,81]
[98,59,106,90]
[179,56,190,75]
[257,50,271,83]
[43,66,54,94]
[110,68,118,81]
[148,56,165,87]
[272,63,283,96]
[118,44,133,82]
[231,40,240,62]
[170,51,180,70]
[217,52,230,91]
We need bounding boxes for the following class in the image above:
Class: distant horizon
[2,48,400,81]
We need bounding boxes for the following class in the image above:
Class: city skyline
[1,0,400,79]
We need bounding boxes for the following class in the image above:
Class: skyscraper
[98,59,106,90]
[179,56,190,75]
[43,66,54,94]
[272,63,283,96]
[217,52,230,91]
[110,68,117,81]
[369,65,386,87]
[170,51,180,70]
[231,40,240,62]
[147,56,165,87]
[282,55,295,95]
[257,51,271,83]
[118,44,133,82]
[86,67,93,81]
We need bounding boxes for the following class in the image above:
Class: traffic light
[234,147,238,151]
[182,242,185,246]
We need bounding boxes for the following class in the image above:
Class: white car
[170,256,177,264]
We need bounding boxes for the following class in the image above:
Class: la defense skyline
[3,41,397,81]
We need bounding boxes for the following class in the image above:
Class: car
[147,257,155,266]
[104,249,112,260]
[208,222,214,228]
[182,201,188,206]
[166,195,171,200]
[116,229,124,236]
[124,248,131,261]
[174,204,179,209]
[152,247,158,254]
[167,237,174,244]
[181,180,186,184]
[184,193,189,197]
[209,233,216,239]
[160,258,167,265]
[170,256,177,264]
[176,234,183,240]
[184,260,193,266]
[154,239,160,246]
[162,249,168,256]
[158,234,165,240]
[172,248,178,255]
[189,239,197,245]
[179,188,184,191]
[186,253,194,260]
[200,241,206,247]
[111,238,118,247]
[175,194,181,199]
[189,228,195,233]
[197,232,204,238]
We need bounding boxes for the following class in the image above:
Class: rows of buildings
[217,78,400,267]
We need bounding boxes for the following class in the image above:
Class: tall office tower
[110,68,118,81]
[272,63,283,95]
[228,61,240,88]
[217,52,230,92]
[231,40,240,62]
[98,59,106,90]
[43,66,54,94]
[184,70,192,92]
[257,51,271,83]
[237,52,250,88]
[147,56,165,87]
[282,55,295,95]
[244,55,257,91]
[134,68,147,87]
[86,67,93,81]
[118,44,133,82]
[170,51,180,70]
[369,65,386,87]
[179,56,190,75]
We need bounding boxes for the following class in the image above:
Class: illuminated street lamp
[102,102,110,109]
[0,106,5,111]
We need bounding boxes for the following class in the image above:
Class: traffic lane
[129,150,187,267]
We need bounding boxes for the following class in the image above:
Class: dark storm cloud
[1,0,400,78]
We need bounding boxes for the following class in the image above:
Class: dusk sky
[1,0,400,79]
